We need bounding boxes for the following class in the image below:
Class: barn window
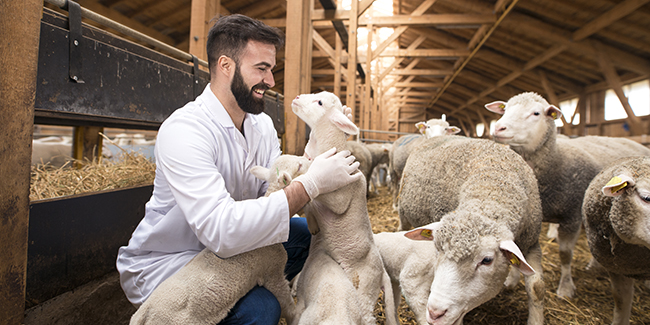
[476,123,485,137]
[555,97,580,127]
[604,79,650,121]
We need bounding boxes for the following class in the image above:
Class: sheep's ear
[545,105,562,120]
[447,126,461,135]
[404,222,441,241]
[276,171,292,188]
[485,101,507,114]
[250,166,272,181]
[330,109,359,135]
[415,122,427,135]
[602,174,635,197]
[500,240,535,276]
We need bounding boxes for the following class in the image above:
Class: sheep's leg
[380,269,398,325]
[609,272,634,325]
[399,274,433,325]
[523,242,545,325]
[556,223,580,298]
[390,279,402,321]
[398,213,413,231]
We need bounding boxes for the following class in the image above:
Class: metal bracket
[191,55,200,98]
[67,0,84,83]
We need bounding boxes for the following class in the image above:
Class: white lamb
[374,231,439,325]
[485,91,650,298]
[583,156,650,325]
[366,143,391,194]
[291,91,397,325]
[129,156,306,325]
[398,136,545,325]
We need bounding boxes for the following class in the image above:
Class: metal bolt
[72,75,78,81]
[74,40,79,46]
[194,36,199,41]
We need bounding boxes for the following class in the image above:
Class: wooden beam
[312,30,335,59]
[346,0,359,110]
[394,82,444,88]
[189,0,220,63]
[358,13,496,27]
[538,69,570,126]
[334,32,343,97]
[392,69,454,76]
[363,24,373,133]
[572,0,650,41]
[379,48,470,58]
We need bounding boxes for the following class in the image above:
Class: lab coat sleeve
[155,115,290,258]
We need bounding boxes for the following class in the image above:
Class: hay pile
[30,149,155,201]
[367,186,650,325]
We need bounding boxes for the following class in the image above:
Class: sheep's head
[405,214,535,325]
[291,91,358,135]
[485,92,562,154]
[250,154,311,195]
[601,158,650,250]
[415,119,461,139]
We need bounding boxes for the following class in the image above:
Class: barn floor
[24,186,650,324]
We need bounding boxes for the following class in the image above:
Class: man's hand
[294,147,362,200]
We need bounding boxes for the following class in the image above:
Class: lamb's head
[415,119,461,139]
[250,154,311,195]
[405,213,535,325]
[600,157,650,250]
[291,91,358,135]
[485,92,562,154]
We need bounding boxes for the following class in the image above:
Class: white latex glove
[294,147,362,200]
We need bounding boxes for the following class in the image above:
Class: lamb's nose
[295,95,300,99]
[428,307,447,321]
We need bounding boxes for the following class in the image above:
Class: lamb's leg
[381,269,398,325]
[523,242,545,325]
[265,275,297,325]
[556,223,580,298]
[609,272,634,325]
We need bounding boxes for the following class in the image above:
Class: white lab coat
[116,85,289,306]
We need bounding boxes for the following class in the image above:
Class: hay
[367,187,650,325]
[30,135,155,201]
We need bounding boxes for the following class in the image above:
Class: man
[116,14,362,324]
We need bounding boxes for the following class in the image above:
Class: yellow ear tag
[606,176,627,193]
[551,112,558,119]
[509,255,520,266]
[499,104,505,109]
[420,229,432,238]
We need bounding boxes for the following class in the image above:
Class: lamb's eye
[641,195,650,202]
[480,257,493,265]
[318,100,323,106]
[533,112,540,116]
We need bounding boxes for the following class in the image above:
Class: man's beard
[231,65,267,115]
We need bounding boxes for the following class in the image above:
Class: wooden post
[334,33,343,98]
[73,126,104,165]
[364,24,373,139]
[284,0,312,155]
[346,0,359,111]
[189,0,221,63]
[0,0,42,322]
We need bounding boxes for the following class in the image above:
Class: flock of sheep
[130,91,650,325]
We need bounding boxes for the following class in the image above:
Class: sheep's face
[485,92,562,153]
[250,155,311,195]
[604,172,650,250]
[291,91,343,128]
[415,119,461,139]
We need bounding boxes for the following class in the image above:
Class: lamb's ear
[277,171,293,188]
[500,240,535,276]
[602,174,635,197]
[329,109,359,135]
[545,105,563,120]
[446,126,461,135]
[404,222,442,241]
[250,166,272,182]
[415,122,427,135]
[485,101,507,114]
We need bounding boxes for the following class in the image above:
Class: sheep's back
[583,157,650,280]
[399,137,541,244]
[389,135,424,179]
[347,141,373,181]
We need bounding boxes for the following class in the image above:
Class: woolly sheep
[291,91,397,325]
[485,91,650,298]
[346,140,373,195]
[129,156,306,325]
[398,136,545,325]
[583,156,650,325]
[389,118,460,210]
[374,231,439,325]
[366,143,391,194]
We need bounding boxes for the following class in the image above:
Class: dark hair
[206,14,284,74]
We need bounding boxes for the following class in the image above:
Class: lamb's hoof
[546,223,559,240]
[556,280,576,299]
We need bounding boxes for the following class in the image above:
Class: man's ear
[218,55,234,77]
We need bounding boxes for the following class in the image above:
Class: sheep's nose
[428,308,447,322]
[295,95,300,99]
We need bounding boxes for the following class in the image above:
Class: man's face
[230,41,276,115]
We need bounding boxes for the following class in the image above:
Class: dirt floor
[25,186,649,324]
[367,186,650,325]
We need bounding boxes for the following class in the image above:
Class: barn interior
[2,0,650,324]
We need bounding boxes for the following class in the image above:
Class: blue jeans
[218,217,310,325]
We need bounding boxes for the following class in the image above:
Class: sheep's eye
[318,100,323,106]
[640,195,650,202]
[533,112,540,116]
[480,257,494,266]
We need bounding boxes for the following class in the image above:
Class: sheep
[291,91,397,325]
[582,156,650,325]
[373,231,439,325]
[485,91,650,298]
[128,156,306,325]
[366,143,391,194]
[346,140,373,195]
[369,162,389,195]
[388,118,461,210]
[397,135,545,325]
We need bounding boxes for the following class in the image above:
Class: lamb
[129,156,306,325]
[397,136,545,325]
[291,91,397,325]
[388,118,460,210]
[346,140,373,194]
[582,156,650,325]
[485,91,650,298]
[373,231,439,325]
